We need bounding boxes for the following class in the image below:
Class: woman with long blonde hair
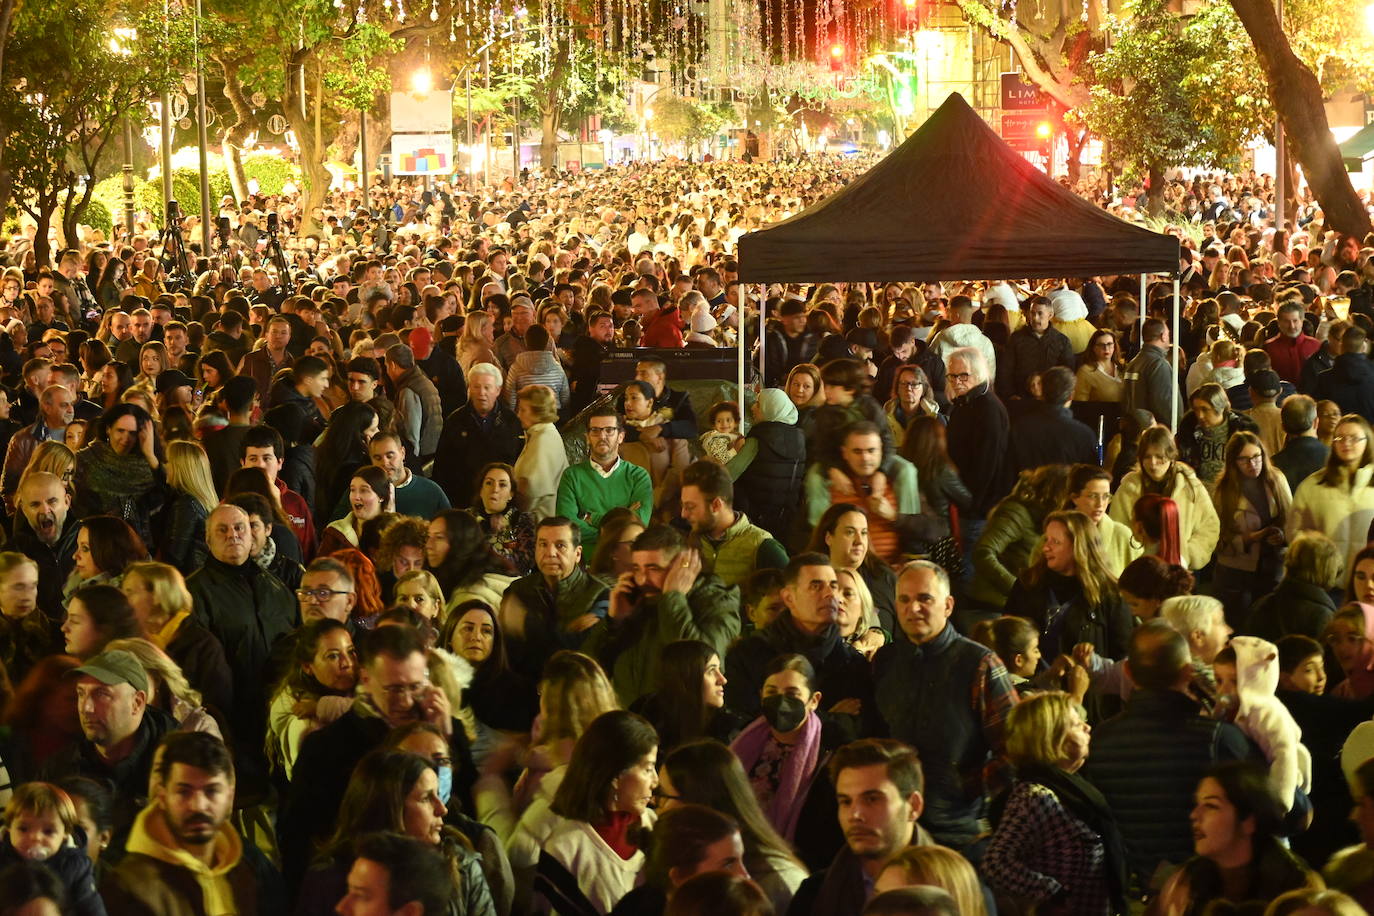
[457,311,499,374]
[105,636,221,737]
[876,845,988,916]
[161,440,218,574]
[17,440,74,497]
[120,560,231,716]
[1005,510,1133,661]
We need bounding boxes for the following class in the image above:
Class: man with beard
[580,524,740,706]
[725,553,872,742]
[787,739,936,916]
[679,459,787,587]
[102,732,284,915]
[41,649,176,852]
[555,407,652,555]
[11,471,78,622]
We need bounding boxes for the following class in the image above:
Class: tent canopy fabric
[737,92,1180,283]
[1341,121,1374,171]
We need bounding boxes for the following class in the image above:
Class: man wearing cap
[154,368,195,415]
[1263,301,1321,387]
[1244,369,1285,458]
[41,649,177,848]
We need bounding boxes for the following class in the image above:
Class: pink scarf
[730,712,822,841]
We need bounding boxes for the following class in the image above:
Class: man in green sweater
[556,406,653,553]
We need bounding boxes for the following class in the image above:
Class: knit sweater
[556,459,653,553]
[504,349,570,409]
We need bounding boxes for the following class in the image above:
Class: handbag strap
[948,503,962,551]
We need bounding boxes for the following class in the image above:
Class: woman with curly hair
[425,509,516,614]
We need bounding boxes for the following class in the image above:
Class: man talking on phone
[278,624,475,887]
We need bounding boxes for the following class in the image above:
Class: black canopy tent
[732,92,1185,427]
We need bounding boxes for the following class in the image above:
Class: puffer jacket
[1108,463,1221,571]
[967,497,1045,607]
[1289,464,1374,573]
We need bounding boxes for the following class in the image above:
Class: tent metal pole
[1140,274,1148,332]
[756,284,767,402]
[738,281,748,433]
[1171,277,1181,431]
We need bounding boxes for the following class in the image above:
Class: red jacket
[1264,333,1321,386]
[639,306,684,349]
[275,477,317,561]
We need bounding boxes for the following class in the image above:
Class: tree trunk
[1229,0,1371,236]
[284,49,327,238]
[1066,129,1088,185]
[218,55,256,203]
[32,203,53,268]
[1147,163,1166,216]
[221,129,248,202]
[540,106,558,169]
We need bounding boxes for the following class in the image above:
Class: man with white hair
[432,361,525,508]
[1160,594,1233,667]
[944,346,1010,550]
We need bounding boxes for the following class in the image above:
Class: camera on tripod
[161,200,191,292]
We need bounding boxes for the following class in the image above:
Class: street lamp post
[1274,0,1285,231]
[194,0,212,255]
[122,119,137,238]
[360,108,369,198]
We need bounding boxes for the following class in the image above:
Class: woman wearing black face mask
[729,654,847,873]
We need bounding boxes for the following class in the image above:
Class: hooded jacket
[731,389,807,541]
[102,804,284,916]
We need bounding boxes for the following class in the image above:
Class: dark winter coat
[946,381,1011,518]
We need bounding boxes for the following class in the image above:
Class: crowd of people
[0,158,1374,916]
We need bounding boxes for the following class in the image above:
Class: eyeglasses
[1236,454,1264,465]
[1335,435,1368,445]
[652,788,682,804]
[947,373,972,383]
[588,426,620,437]
[898,381,923,390]
[296,587,352,602]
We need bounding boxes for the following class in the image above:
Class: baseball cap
[1248,369,1281,398]
[72,650,149,694]
[156,369,193,395]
